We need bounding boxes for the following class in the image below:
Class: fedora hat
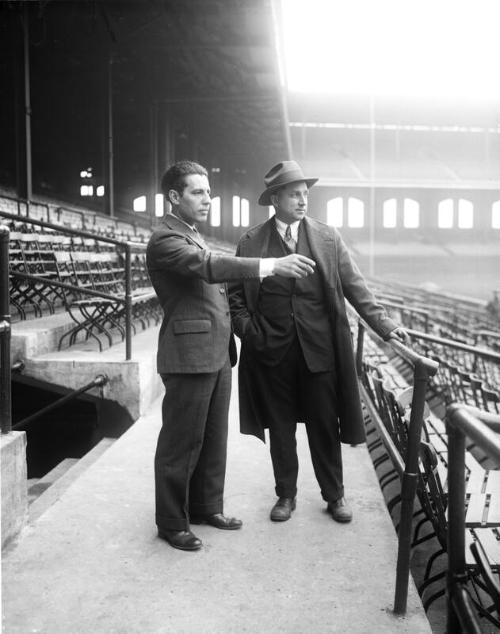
[258,160,318,206]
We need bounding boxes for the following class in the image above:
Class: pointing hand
[273,254,316,278]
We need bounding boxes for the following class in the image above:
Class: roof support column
[22,2,32,208]
[106,52,115,218]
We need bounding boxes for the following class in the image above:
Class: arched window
[232,196,240,227]
[403,198,420,228]
[383,198,397,228]
[493,201,500,229]
[133,195,146,212]
[155,194,164,217]
[458,199,473,229]
[210,196,221,227]
[438,199,454,228]
[347,197,364,228]
[240,198,250,227]
[327,197,343,227]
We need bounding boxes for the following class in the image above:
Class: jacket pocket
[173,319,211,334]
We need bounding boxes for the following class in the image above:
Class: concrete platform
[11,314,163,420]
[2,371,432,633]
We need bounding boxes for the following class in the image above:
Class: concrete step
[29,437,116,522]
[27,458,79,504]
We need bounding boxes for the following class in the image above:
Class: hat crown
[258,160,318,206]
[264,160,308,188]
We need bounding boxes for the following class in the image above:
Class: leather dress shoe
[327,497,353,523]
[270,497,296,522]
[191,513,242,530]
[158,529,202,551]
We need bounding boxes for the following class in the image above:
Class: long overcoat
[229,216,398,445]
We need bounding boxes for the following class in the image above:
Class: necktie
[284,224,296,253]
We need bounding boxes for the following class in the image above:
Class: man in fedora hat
[229,160,408,523]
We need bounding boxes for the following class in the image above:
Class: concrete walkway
[2,374,432,633]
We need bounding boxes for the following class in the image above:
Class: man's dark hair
[160,161,208,201]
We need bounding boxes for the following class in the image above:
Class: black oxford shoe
[327,497,353,523]
[191,513,242,530]
[158,529,202,551]
[270,497,296,522]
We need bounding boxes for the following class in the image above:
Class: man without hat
[229,160,408,523]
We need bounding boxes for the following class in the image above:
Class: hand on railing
[388,327,410,345]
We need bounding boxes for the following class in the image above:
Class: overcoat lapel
[301,217,336,287]
[241,218,274,309]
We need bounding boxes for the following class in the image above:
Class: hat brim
[258,177,318,206]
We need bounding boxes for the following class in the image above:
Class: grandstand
[2,1,500,633]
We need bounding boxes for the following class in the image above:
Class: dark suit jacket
[146,213,260,374]
[229,216,398,444]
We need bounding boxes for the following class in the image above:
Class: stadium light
[280,0,500,99]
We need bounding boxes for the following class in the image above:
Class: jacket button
[219,287,225,294]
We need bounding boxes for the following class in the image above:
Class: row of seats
[371,278,499,345]
[4,216,160,351]
[0,195,152,243]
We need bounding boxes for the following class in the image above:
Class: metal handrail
[353,312,439,615]
[446,405,500,633]
[12,374,109,430]
[0,225,12,434]
[405,327,500,364]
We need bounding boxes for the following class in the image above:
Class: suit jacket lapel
[164,213,206,249]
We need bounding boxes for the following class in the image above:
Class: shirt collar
[274,217,300,241]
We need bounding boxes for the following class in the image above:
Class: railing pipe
[0,226,12,434]
[10,271,126,303]
[124,244,132,360]
[11,374,109,430]
[406,327,500,364]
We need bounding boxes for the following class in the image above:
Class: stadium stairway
[2,367,432,634]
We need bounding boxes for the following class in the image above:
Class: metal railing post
[393,358,434,614]
[446,407,467,634]
[0,225,12,434]
[124,244,132,360]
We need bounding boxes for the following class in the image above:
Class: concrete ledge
[13,325,163,421]
[1,432,28,549]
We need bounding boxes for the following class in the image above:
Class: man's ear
[270,193,278,207]
[168,189,180,205]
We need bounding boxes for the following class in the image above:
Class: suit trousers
[155,358,232,531]
[256,337,343,502]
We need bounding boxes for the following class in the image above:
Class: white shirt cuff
[259,258,276,277]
